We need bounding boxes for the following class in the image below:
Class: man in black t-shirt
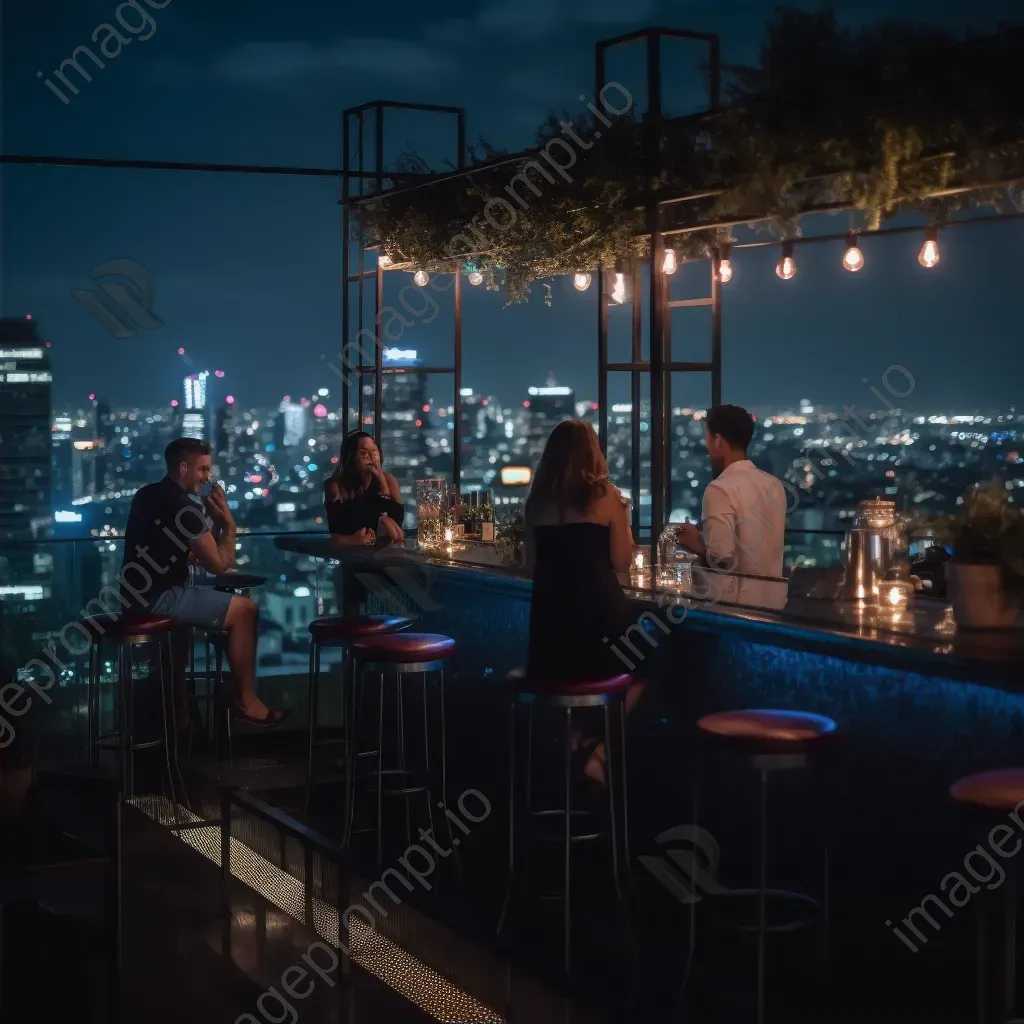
[116,438,286,727]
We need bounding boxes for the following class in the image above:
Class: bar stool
[688,709,836,1024]
[949,767,1024,1023]
[497,670,634,975]
[348,633,457,865]
[304,614,414,814]
[84,613,187,807]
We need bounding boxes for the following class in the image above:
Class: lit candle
[444,527,453,543]
[635,552,644,570]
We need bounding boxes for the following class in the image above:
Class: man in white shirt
[676,404,789,609]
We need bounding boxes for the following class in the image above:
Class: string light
[610,272,626,304]
[413,270,429,286]
[378,253,393,269]
[918,227,940,268]
[662,248,678,275]
[468,270,483,286]
[573,272,592,291]
[716,244,733,283]
[842,233,864,272]
[775,241,797,280]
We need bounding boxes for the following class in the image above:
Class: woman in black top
[525,419,646,786]
[324,431,405,551]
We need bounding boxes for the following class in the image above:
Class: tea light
[629,549,650,589]
[885,579,914,610]
[444,527,453,544]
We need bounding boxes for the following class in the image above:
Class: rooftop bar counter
[276,533,1024,1022]
[276,534,1024,688]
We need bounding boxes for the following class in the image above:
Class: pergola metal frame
[8,25,1017,545]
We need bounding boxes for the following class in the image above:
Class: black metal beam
[0,153,403,178]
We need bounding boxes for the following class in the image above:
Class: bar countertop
[275,534,1024,688]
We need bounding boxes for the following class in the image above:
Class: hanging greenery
[357,10,1024,302]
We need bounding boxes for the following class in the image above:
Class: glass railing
[0,531,351,759]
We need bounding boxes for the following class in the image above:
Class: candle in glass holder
[630,549,650,589]
[885,578,914,610]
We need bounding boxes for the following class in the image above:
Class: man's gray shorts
[150,585,233,630]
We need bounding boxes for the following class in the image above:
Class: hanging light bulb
[662,248,678,275]
[378,253,393,269]
[775,241,797,280]
[468,270,484,286]
[573,272,592,291]
[413,270,429,287]
[842,233,864,272]
[716,243,733,283]
[610,272,626,304]
[918,227,940,269]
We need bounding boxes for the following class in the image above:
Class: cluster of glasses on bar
[416,478,457,550]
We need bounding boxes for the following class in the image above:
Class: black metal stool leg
[497,700,516,937]
[603,704,623,899]
[421,673,441,863]
[1005,871,1017,1022]
[438,670,463,875]
[159,635,188,815]
[979,894,989,1024]
[376,672,385,866]
[304,640,318,814]
[563,705,573,976]
[397,673,412,849]
[619,699,631,879]
[757,767,769,1024]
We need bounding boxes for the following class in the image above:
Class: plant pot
[945,562,1021,629]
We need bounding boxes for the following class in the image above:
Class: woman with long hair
[324,431,405,551]
[525,419,645,785]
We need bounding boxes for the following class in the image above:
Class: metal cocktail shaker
[838,499,907,602]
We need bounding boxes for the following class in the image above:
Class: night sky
[3,0,1023,414]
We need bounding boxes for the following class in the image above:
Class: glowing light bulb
[468,270,483,286]
[611,273,626,304]
[635,552,644,569]
[662,248,678,275]
[717,259,733,283]
[573,272,592,291]
[843,235,864,272]
[775,242,797,280]
[919,230,940,268]
[413,270,429,286]
[378,253,393,269]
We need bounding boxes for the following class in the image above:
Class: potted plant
[933,482,1024,629]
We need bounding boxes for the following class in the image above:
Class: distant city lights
[313,403,328,418]
[177,347,185,355]
[226,395,235,404]
[170,399,179,407]
[215,369,225,378]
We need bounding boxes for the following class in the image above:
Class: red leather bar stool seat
[950,768,1024,812]
[697,708,837,747]
[83,613,177,639]
[308,615,413,643]
[509,672,634,698]
[351,633,456,663]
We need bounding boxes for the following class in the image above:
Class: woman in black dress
[324,431,405,550]
[525,419,645,785]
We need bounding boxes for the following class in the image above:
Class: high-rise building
[0,319,53,538]
[459,388,502,489]
[277,399,306,448]
[183,370,212,440]
[93,397,112,491]
[524,375,574,464]
[380,349,430,492]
